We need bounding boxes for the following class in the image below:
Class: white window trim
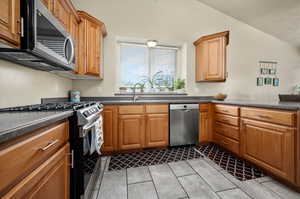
[115,36,187,92]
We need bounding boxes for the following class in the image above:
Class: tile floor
[91,156,300,199]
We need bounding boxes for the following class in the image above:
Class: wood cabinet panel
[0,121,69,194]
[199,111,210,143]
[194,31,229,82]
[118,115,145,150]
[215,104,239,116]
[102,106,118,152]
[145,104,168,114]
[53,0,70,29]
[214,133,239,155]
[241,107,296,127]
[215,122,239,140]
[119,105,144,115]
[41,0,53,12]
[86,20,101,76]
[241,119,295,182]
[2,144,70,199]
[215,113,239,126]
[145,114,169,148]
[0,0,20,47]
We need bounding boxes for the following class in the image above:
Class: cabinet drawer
[119,105,144,115]
[215,113,239,126]
[241,107,296,126]
[215,105,239,116]
[0,121,69,193]
[214,133,239,154]
[215,122,239,140]
[145,104,168,114]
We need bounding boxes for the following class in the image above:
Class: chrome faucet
[132,82,142,103]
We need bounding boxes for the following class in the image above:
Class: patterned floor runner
[107,143,264,181]
[108,145,202,171]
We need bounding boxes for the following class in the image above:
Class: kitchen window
[119,42,178,91]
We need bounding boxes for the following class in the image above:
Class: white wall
[0,60,72,108]
[72,0,300,101]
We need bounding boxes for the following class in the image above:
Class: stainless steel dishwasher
[169,104,199,146]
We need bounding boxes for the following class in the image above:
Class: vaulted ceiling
[197,0,300,47]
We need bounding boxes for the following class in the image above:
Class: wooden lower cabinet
[199,110,210,143]
[241,119,295,182]
[3,144,70,199]
[145,114,169,148]
[102,106,118,152]
[118,114,145,150]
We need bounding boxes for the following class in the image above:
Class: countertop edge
[0,111,73,144]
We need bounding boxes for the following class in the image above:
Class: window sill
[114,92,188,96]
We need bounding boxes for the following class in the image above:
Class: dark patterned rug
[108,145,202,171]
[107,143,264,181]
[195,143,264,181]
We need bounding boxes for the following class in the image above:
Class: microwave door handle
[65,36,75,64]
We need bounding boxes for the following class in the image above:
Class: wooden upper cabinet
[145,114,169,148]
[0,0,20,47]
[53,0,71,29]
[3,144,70,199]
[194,31,229,82]
[77,11,107,78]
[102,106,118,152]
[241,119,295,182]
[118,114,145,150]
[41,0,53,12]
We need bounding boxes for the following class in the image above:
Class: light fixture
[146,40,158,48]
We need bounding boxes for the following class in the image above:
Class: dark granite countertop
[212,100,300,111]
[0,111,73,144]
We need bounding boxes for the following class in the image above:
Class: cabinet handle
[257,115,271,119]
[222,140,229,145]
[222,110,229,113]
[40,140,59,151]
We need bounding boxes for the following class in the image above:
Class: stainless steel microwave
[0,0,75,71]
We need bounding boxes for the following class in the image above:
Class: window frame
[117,41,179,89]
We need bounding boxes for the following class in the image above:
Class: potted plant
[174,78,185,93]
[119,87,127,93]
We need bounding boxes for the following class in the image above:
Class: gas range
[0,101,102,112]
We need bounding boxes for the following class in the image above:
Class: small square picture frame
[264,77,272,85]
[273,78,279,87]
[257,77,264,86]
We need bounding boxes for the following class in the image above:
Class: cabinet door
[69,14,79,73]
[241,119,295,182]
[102,106,118,152]
[3,144,70,199]
[195,42,207,81]
[199,111,210,143]
[0,0,20,47]
[86,20,101,76]
[145,114,169,148]
[53,0,70,29]
[41,0,53,12]
[205,37,226,81]
[118,115,145,150]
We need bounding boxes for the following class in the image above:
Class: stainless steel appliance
[0,102,104,199]
[0,0,75,71]
[169,104,199,146]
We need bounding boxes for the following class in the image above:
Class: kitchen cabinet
[0,120,70,198]
[199,104,212,143]
[213,104,240,155]
[0,0,20,47]
[102,106,118,152]
[118,114,145,150]
[194,31,229,82]
[41,0,53,12]
[241,118,295,182]
[145,113,169,148]
[77,11,106,78]
[53,0,71,30]
[3,144,70,199]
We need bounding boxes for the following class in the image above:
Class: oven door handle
[80,118,100,138]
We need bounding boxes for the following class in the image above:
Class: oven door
[23,0,75,71]
[80,118,104,199]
